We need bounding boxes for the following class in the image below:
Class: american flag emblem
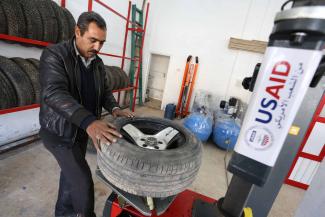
[262,135,270,146]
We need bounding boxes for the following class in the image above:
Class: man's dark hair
[77,11,107,35]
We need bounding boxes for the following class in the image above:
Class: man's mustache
[89,50,99,54]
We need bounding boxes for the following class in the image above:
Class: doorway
[145,53,170,109]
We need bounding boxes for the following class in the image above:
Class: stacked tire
[0,0,75,43]
[104,66,130,90]
[0,56,40,109]
[0,59,130,109]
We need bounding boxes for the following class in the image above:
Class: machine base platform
[103,189,216,217]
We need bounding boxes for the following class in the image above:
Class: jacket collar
[73,39,96,68]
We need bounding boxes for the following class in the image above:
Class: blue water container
[213,118,240,150]
[164,103,176,120]
[183,112,213,142]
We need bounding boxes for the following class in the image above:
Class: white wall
[141,0,287,110]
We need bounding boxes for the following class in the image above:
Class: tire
[0,3,7,34]
[0,69,17,109]
[1,0,26,37]
[19,0,43,41]
[122,70,130,88]
[111,66,123,89]
[50,1,69,42]
[104,66,114,91]
[11,57,40,103]
[62,8,76,39]
[113,66,129,89]
[110,67,121,90]
[36,0,58,43]
[97,117,202,198]
[0,56,35,106]
[26,58,40,69]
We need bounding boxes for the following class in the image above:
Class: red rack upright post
[61,0,66,8]
[118,1,132,103]
[121,1,132,70]
[86,0,151,112]
[88,0,93,11]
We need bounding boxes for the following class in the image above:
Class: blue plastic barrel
[213,118,240,150]
[183,112,213,142]
[164,103,176,120]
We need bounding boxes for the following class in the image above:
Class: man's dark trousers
[42,130,96,217]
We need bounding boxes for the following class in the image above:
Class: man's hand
[112,108,135,118]
[86,120,122,151]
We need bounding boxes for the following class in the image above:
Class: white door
[146,54,169,108]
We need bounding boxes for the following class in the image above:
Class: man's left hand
[112,108,135,118]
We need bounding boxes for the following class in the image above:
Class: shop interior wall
[141,0,287,110]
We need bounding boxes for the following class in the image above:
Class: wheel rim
[120,119,186,150]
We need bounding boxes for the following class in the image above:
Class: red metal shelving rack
[0,0,150,112]
[88,0,150,112]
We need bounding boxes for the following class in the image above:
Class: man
[39,12,133,217]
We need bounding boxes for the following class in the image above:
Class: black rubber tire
[110,67,121,90]
[121,69,130,88]
[36,0,58,43]
[50,1,69,42]
[11,57,40,103]
[0,3,7,34]
[105,66,116,90]
[62,8,76,39]
[112,66,129,89]
[26,58,40,102]
[104,66,114,91]
[1,0,26,37]
[97,117,202,197]
[0,56,35,106]
[26,58,40,69]
[0,69,17,109]
[111,66,123,89]
[19,0,43,41]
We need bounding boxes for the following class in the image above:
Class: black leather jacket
[39,38,118,142]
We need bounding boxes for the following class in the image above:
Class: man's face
[75,22,106,59]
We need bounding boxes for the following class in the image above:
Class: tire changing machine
[99,1,325,216]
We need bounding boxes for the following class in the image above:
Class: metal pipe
[119,1,132,104]
[221,176,253,217]
[98,52,137,61]
[94,0,141,27]
[0,34,49,46]
[88,0,93,11]
[61,0,66,8]
[121,1,132,70]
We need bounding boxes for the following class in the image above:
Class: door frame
[144,51,171,109]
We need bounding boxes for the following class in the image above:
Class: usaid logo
[245,61,291,149]
[245,126,273,150]
[255,61,291,124]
